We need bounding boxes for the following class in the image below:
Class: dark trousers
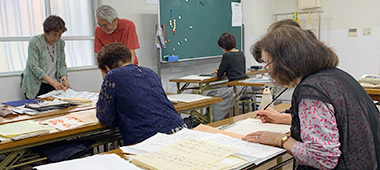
[25,83,55,99]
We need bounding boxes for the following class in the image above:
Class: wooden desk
[0,96,222,169]
[364,87,380,101]
[170,70,266,95]
[0,98,220,150]
[226,79,272,115]
[0,105,95,125]
[105,103,292,170]
[246,69,266,76]
[172,96,222,123]
[0,109,114,170]
[169,77,222,94]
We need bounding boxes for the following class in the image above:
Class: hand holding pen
[255,88,290,124]
[255,108,285,124]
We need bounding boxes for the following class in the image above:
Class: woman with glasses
[94,5,139,65]
[96,43,186,145]
[243,25,380,169]
[22,15,70,99]
[252,19,317,125]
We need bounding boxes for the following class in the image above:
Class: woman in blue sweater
[96,43,186,145]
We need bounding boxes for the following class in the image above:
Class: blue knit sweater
[96,64,184,145]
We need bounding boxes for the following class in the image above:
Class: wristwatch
[280,135,290,148]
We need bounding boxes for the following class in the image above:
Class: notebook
[2,99,41,107]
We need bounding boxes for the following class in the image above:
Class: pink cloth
[292,99,341,169]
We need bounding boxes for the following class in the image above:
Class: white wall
[0,68,103,102]
[267,0,380,78]
[1,0,380,102]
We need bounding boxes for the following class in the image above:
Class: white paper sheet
[231,2,242,27]
[223,118,291,135]
[123,128,284,167]
[203,134,285,164]
[40,115,89,131]
[131,138,239,170]
[179,75,213,80]
[167,94,211,103]
[35,154,142,170]
[171,128,213,138]
[240,77,272,83]
[120,133,177,154]
[38,89,98,102]
[121,129,212,154]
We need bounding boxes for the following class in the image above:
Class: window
[0,0,96,73]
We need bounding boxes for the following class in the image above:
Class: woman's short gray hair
[96,5,118,23]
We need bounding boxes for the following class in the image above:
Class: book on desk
[120,127,285,170]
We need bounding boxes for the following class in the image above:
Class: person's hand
[62,80,71,91]
[256,108,288,124]
[214,68,219,75]
[51,81,65,90]
[242,131,283,147]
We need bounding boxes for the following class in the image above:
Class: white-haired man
[94,5,139,65]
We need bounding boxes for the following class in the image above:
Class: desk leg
[176,82,180,94]
[198,83,203,95]
[277,155,283,170]
[207,105,213,123]
[199,83,205,118]
[233,86,238,116]
[0,150,25,170]
[247,100,251,113]
[179,83,190,94]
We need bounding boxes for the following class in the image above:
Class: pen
[255,87,288,118]
[263,87,288,110]
[218,122,236,130]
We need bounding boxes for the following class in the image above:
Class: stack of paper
[38,89,99,103]
[131,138,240,170]
[120,129,211,155]
[121,128,285,169]
[62,98,92,105]
[167,94,211,103]
[25,100,69,111]
[357,74,380,88]
[9,107,40,115]
[35,154,142,170]
[0,120,54,138]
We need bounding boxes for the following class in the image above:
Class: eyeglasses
[263,61,273,72]
[97,23,111,29]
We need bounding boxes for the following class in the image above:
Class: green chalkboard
[159,0,241,62]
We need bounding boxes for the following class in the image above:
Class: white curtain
[0,0,95,72]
